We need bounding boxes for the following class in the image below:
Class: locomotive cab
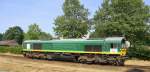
[120,38,130,56]
[105,37,130,56]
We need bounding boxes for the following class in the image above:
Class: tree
[26,23,52,40]
[39,32,52,40]
[3,26,24,44]
[26,23,42,40]
[145,31,150,45]
[54,0,89,38]
[93,0,150,44]
[0,33,3,41]
[92,0,112,37]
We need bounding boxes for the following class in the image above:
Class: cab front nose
[120,48,127,56]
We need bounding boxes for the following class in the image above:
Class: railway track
[0,54,150,72]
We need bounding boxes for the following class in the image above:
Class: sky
[0,0,150,36]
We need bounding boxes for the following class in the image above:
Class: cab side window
[110,43,118,48]
[111,43,113,48]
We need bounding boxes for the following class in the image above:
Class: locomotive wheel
[112,60,125,66]
[78,59,87,64]
[23,53,27,57]
[46,54,53,60]
[112,60,117,66]
[117,59,125,66]
[26,53,33,58]
[73,56,79,62]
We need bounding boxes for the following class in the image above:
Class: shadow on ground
[126,68,145,72]
[125,65,150,72]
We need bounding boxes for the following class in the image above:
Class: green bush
[0,46,23,54]
[127,45,150,60]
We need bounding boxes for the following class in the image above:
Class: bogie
[23,51,126,66]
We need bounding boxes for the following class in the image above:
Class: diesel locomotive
[22,37,130,66]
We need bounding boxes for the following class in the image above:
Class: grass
[0,46,23,54]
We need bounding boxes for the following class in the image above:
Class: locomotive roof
[105,37,125,43]
[24,37,125,43]
[24,39,104,43]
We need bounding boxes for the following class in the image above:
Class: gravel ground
[0,53,150,72]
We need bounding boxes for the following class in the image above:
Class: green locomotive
[22,37,130,66]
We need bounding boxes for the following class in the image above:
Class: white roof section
[105,37,124,41]
[105,37,125,43]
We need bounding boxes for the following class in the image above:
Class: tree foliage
[145,32,150,45]
[54,0,89,38]
[127,45,150,60]
[0,33,3,41]
[39,32,52,40]
[93,0,150,44]
[26,23,52,40]
[26,24,42,40]
[3,26,24,44]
